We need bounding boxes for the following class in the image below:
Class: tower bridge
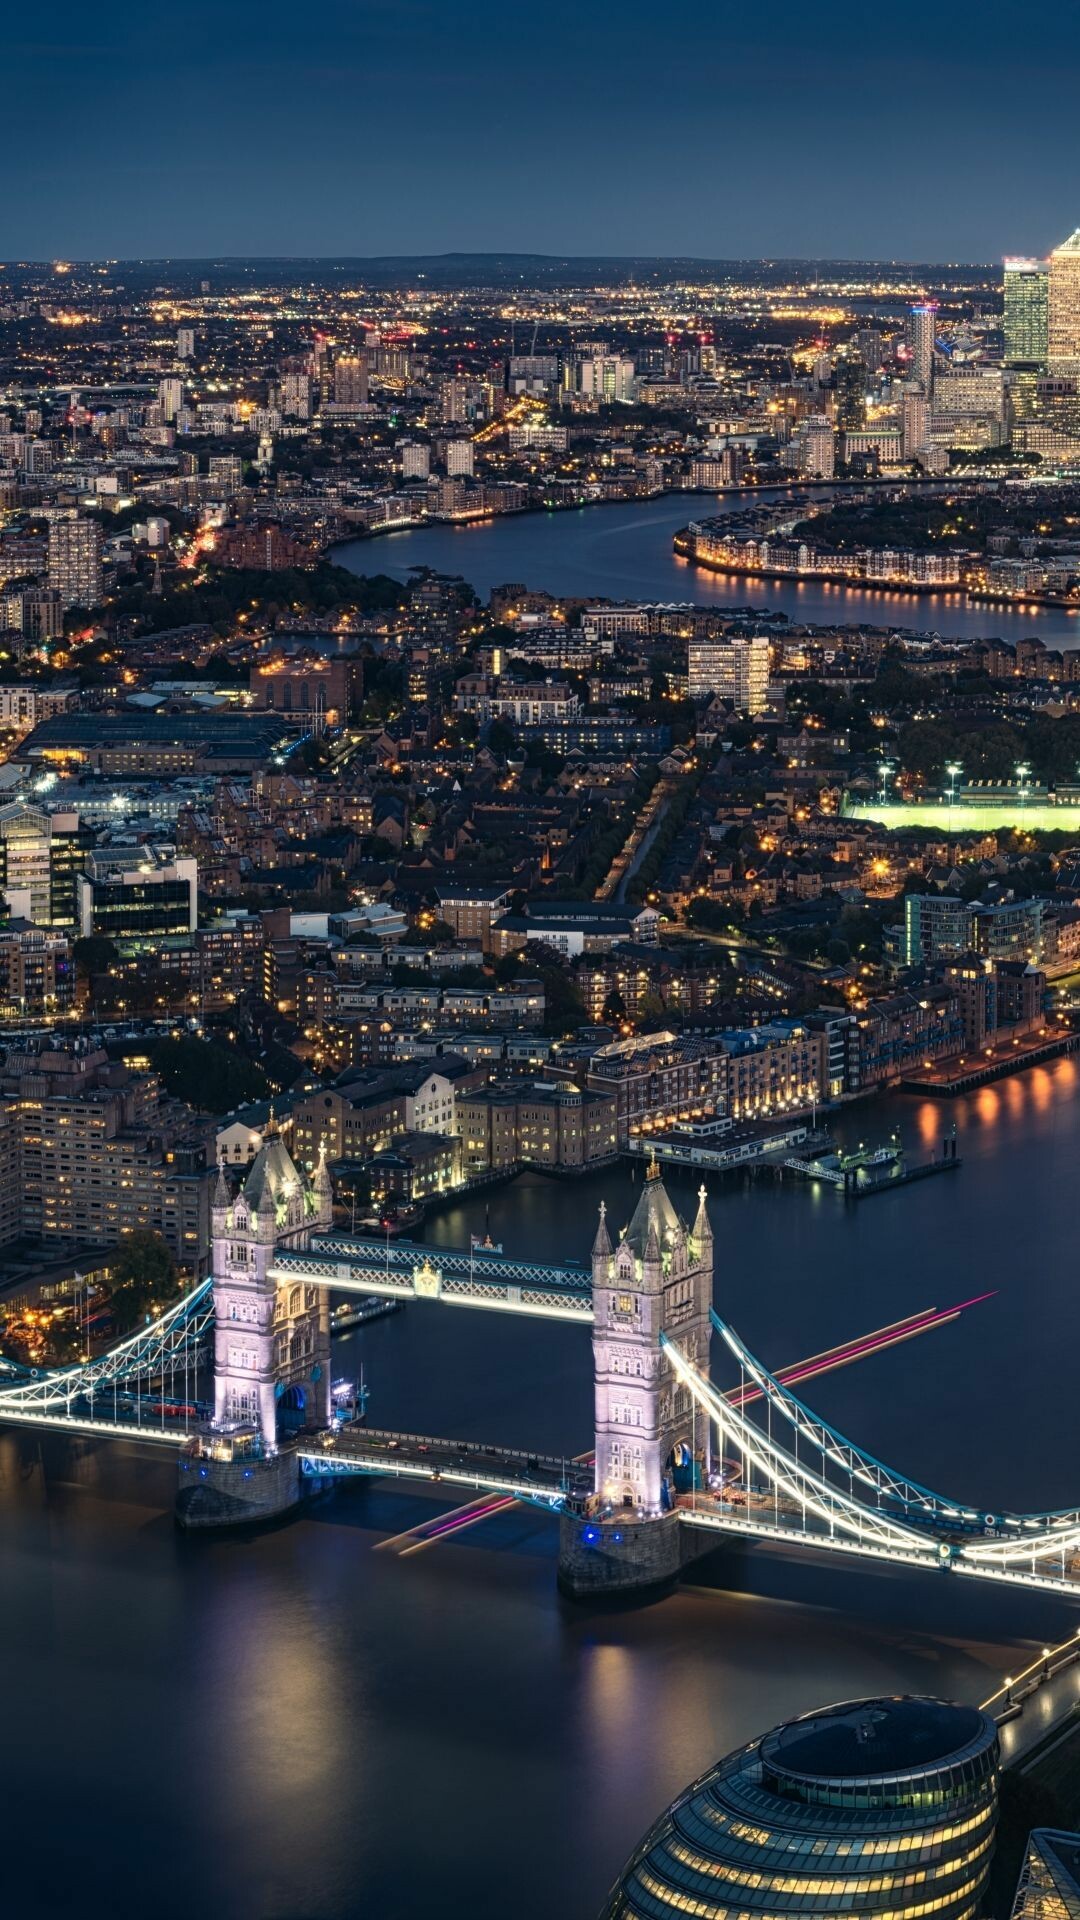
[272,1235,592,1321]
[0,1128,1075,1606]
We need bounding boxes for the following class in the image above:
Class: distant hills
[4,253,995,291]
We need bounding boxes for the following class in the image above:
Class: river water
[3,1070,1078,1918]
[336,493,1080,647]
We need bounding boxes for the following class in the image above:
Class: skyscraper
[333,353,369,406]
[901,381,930,460]
[687,635,770,711]
[1049,228,1080,365]
[176,326,196,360]
[906,303,938,391]
[803,413,836,478]
[47,515,103,611]
[856,326,884,372]
[1004,258,1049,369]
[834,352,868,428]
[281,372,311,419]
[158,376,183,423]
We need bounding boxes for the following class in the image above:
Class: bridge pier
[558,1511,689,1600]
[176,1441,307,1530]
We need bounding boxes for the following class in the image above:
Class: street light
[1016,761,1031,812]
[878,757,895,805]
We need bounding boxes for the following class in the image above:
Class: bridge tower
[209,1131,333,1448]
[560,1159,714,1596]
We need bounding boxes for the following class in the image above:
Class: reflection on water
[4,1060,1080,1918]
[338,495,1080,648]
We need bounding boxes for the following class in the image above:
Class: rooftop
[762,1697,987,1782]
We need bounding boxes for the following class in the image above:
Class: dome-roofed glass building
[601,1696,999,1920]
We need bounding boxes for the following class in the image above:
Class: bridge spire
[213,1152,232,1213]
[592,1199,612,1259]
[313,1134,333,1213]
[693,1183,712,1248]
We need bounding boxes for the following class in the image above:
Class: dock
[781,1133,961,1198]
[900,1029,1079,1095]
[625,1116,824,1175]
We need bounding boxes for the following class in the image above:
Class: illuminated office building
[602,1696,999,1920]
[1049,229,1080,365]
[906,304,938,391]
[1004,258,1049,369]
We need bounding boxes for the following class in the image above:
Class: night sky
[4,0,1078,262]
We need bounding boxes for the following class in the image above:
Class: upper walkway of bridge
[272,1232,594,1321]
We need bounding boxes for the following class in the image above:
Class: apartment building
[0,1047,211,1270]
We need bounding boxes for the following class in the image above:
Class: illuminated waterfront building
[904,892,1047,967]
[444,436,475,476]
[601,1695,1000,1920]
[1004,258,1049,369]
[1049,229,1080,366]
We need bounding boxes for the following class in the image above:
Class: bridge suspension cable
[709,1306,978,1525]
[660,1332,939,1560]
[0,1279,213,1432]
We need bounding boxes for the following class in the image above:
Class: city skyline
[7,0,1080,261]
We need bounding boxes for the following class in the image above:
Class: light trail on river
[376,1291,996,1554]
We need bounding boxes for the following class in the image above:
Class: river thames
[3,1068,1078,1919]
[336,492,1080,647]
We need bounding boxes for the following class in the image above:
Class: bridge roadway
[273,1233,593,1322]
[675,1494,1080,1598]
[298,1425,593,1505]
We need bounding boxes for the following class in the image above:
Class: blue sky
[3,0,1077,261]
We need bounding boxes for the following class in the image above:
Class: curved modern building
[601,1696,999,1920]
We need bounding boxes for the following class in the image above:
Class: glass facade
[1011,1830,1080,1920]
[1004,260,1049,370]
[1049,232,1080,366]
[601,1697,999,1920]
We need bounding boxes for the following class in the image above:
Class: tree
[148,1036,269,1114]
[488,718,516,756]
[109,1230,177,1332]
[73,935,119,981]
[602,987,627,1025]
[686,897,740,934]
